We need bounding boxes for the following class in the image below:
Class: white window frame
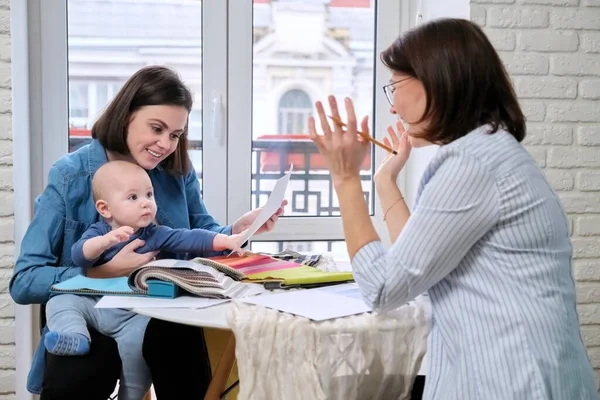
[12,2,37,399]
[24,0,228,220]
[12,1,427,398]
[227,0,413,247]
[12,1,227,398]
[200,0,228,223]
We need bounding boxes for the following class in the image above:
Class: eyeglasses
[382,77,412,106]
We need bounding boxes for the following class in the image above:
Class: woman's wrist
[231,221,242,236]
[376,178,405,214]
[375,178,401,204]
[333,174,362,192]
[212,233,229,250]
[374,173,398,189]
[383,196,404,221]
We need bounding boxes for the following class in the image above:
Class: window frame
[35,0,415,247]
[12,3,226,398]
[227,0,411,247]
[12,3,39,399]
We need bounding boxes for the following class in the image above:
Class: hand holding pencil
[308,95,379,185]
[308,95,412,187]
[327,115,397,155]
[328,115,416,186]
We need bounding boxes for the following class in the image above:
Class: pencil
[327,115,398,155]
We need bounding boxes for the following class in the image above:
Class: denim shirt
[9,139,231,394]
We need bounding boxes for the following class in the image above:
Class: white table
[132,258,430,398]
[133,296,429,380]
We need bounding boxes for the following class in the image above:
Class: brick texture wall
[472,0,600,388]
[0,0,12,397]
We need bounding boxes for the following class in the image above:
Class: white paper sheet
[239,287,371,321]
[95,295,230,309]
[229,166,293,254]
[316,283,364,300]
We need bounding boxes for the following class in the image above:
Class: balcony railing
[251,137,372,216]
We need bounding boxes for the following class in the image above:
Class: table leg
[204,334,237,400]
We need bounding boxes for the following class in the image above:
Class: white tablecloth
[228,295,429,400]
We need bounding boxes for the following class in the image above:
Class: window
[68,82,89,126]
[65,0,206,191]
[230,0,404,253]
[250,0,378,222]
[35,0,407,252]
[277,89,312,134]
[68,81,125,151]
[251,240,348,259]
[96,82,122,114]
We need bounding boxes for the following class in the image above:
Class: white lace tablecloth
[227,294,430,400]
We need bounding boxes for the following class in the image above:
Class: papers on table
[94,282,370,321]
[239,283,371,321]
[229,165,293,255]
[95,295,229,309]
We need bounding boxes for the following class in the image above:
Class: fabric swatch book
[51,258,267,299]
[195,253,354,289]
[51,252,353,299]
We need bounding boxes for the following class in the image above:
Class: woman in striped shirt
[308,18,596,400]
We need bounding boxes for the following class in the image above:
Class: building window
[68,82,89,127]
[277,89,312,135]
[96,82,122,112]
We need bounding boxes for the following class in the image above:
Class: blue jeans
[46,294,151,400]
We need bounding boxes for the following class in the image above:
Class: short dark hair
[380,18,526,144]
[91,65,194,175]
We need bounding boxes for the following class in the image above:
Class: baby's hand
[213,231,248,255]
[103,226,134,247]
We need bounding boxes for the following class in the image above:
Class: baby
[43,160,244,400]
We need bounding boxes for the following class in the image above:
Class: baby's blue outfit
[70,220,218,268]
[45,220,218,399]
[46,296,151,400]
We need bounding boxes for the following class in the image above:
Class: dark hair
[91,65,194,175]
[380,18,526,144]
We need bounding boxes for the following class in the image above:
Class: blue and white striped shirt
[352,125,597,399]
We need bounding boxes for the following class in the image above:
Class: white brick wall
[0,0,12,397]
[472,0,600,388]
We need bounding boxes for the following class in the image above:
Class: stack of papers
[240,283,370,321]
[94,283,370,323]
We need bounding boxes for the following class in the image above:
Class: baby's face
[104,172,157,230]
